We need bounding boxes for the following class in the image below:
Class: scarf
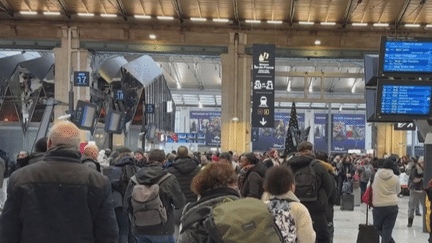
[238,164,256,190]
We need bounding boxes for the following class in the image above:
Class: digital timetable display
[376,80,432,121]
[379,36,432,77]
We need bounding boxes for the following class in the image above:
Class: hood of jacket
[271,191,300,202]
[376,168,395,181]
[28,152,44,165]
[287,155,315,171]
[134,165,168,184]
[317,159,336,174]
[115,156,136,167]
[172,157,199,174]
[251,162,267,177]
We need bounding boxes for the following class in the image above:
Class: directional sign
[251,44,275,128]
[73,71,90,87]
[145,104,155,114]
[394,122,416,131]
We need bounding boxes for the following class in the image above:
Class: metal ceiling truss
[289,0,297,24]
[115,0,129,20]
[0,0,14,17]
[171,0,184,22]
[57,0,71,19]
[232,0,240,24]
[396,0,412,28]
[343,0,356,27]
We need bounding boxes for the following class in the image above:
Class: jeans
[311,212,331,243]
[135,235,175,243]
[115,207,129,243]
[373,205,398,243]
[408,190,425,218]
[360,181,368,197]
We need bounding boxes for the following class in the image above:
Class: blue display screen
[380,84,432,115]
[383,41,432,73]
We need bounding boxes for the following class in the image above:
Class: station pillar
[375,123,407,157]
[220,33,252,154]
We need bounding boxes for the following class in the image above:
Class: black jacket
[124,163,186,236]
[0,146,119,243]
[286,155,333,214]
[81,155,101,172]
[115,156,137,197]
[241,162,267,199]
[168,157,200,203]
[409,165,424,191]
[16,152,44,169]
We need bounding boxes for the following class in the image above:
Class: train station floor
[334,196,429,242]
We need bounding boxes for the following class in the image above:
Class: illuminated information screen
[383,41,432,72]
[381,84,432,115]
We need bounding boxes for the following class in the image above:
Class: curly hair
[264,166,295,196]
[191,162,237,196]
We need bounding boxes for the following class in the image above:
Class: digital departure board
[379,36,432,77]
[376,80,432,121]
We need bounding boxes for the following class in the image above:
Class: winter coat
[0,145,119,243]
[0,157,4,188]
[285,155,333,214]
[168,156,200,203]
[240,162,267,199]
[266,191,316,243]
[338,162,356,181]
[177,187,240,243]
[317,159,338,222]
[372,168,401,207]
[115,156,137,197]
[124,164,186,236]
[16,152,44,169]
[81,155,101,172]
[425,183,432,233]
[409,165,424,191]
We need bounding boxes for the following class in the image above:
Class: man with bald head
[82,143,101,172]
[0,121,118,243]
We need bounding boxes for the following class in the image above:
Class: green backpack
[181,197,282,243]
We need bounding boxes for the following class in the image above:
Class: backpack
[181,197,283,243]
[292,160,319,202]
[268,198,297,243]
[362,165,373,182]
[104,166,123,191]
[130,173,172,227]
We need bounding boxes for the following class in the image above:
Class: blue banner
[331,114,366,152]
[189,111,221,146]
[252,113,304,151]
[314,114,328,152]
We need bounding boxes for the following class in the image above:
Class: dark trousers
[429,232,432,243]
[360,181,368,197]
[115,207,129,243]
[373,205,398,243]
[311,212,331,243]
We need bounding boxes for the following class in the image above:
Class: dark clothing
[82,155,101,172]
[409,165,424,191]
[16,152,44,169]
[115,156,138,197]
[168,156,200,203]
[311,213,331,243]
[124,164,185,236]
[0,146,119,243]
[178,187,241,243]
[115,207,130,243]
[285,155,333,214]
[240,162,267,199]
[373,205,398,243]
[338,162,356,181]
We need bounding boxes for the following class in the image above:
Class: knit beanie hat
[383,158,394,169]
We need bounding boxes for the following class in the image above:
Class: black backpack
[292,160,319,202]
[104,166,123,191]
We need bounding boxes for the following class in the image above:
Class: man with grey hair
[0,121,119,243]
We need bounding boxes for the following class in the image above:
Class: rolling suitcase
[357,205,379,243]
[340,193,354,211]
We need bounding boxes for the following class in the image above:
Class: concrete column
[376,123,407,157]
[221,33,252,153]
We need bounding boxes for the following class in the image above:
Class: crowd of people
[0,120,432,243]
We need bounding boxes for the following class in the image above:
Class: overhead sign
[251,44,275,128]
[73,71,90,87]
[145,104,155,114]
[394,122,416,131]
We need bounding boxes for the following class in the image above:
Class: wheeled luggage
[340,193,354,211]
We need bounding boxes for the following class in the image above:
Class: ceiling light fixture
[78,13,95,17]
[299,21,314,25]
[352,23,368,26]
[20,11,37,15]
[43,12,61,16]
[245,19,261,24]
[315,40,321,45]
[101,13,117,18]
[213,18,229,22]
[134,15,151,19]
[426,24,432,28]
[157,16,174,20]
[405,24,421,28]
[190,17,207,21]
[177,83,181,89]
[321,22,336,25]
[267,20,283,24]
[149,34,156,39]
[287,80,292,92]
[339,105,343,111]
[198,101,203,109]
[373,23,389,27]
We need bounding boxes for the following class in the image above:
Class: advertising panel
[332,114,366,152]
[314,114,328,152]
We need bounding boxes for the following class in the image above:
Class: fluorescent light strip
[352,23,368,26]
[134,15,151,19]
[427,24,432,28]
[78,13,95,17]
[405,24,420,28]
[373,23,389,27]
[213,18,229,23]
[101,14,117,18]
[299,21,314,25]
[157,16,174,20]
[190,17,206,21]
[267,20,283,24]
[44,12,61,16]
[20,11,37,15]
[245,19,261,24]
[321,22,336,25]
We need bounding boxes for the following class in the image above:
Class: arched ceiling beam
[396,0,413,28]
